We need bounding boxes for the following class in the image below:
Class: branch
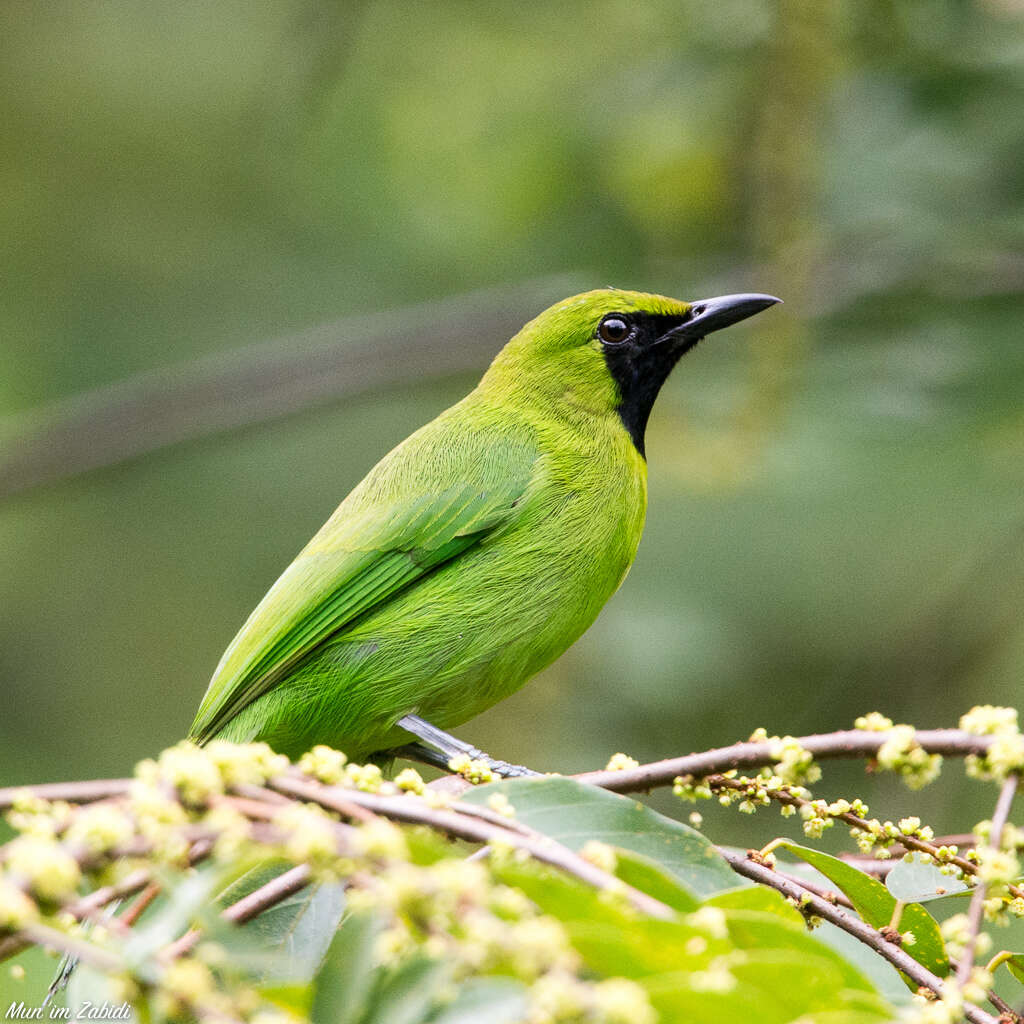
[268,776,675,921]
[575,728,993,793]
[721,849,999,1024]
[1,727,996,812]
[0,778,133,808]
[0,276,582,499]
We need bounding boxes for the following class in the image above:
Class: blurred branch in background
[0,275,583,500]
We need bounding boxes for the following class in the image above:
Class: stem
[984,950,1015,975]
[0,729,991,815]
[705,772,1006,895]
[770,868,853,910]
[888,900,905,931]
[956,773,1018,986]
[1,727,999,811]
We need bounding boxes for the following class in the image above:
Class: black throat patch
[601,312,693,458]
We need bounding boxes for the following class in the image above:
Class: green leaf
[217,858,296,906]
[730,950,893,1020]
[567,918,726,979]
[491,856,725,978]
[494,854,883,1009]
[223,868,346,984]
[257,982,311,1015]
[885,853,969,903]
[705,884,805,925]
[774,842,949,979]
[643,954,891,1024]
[612,848,699,913]
[311,911,380,1024]
[721,910,877,994]
[425,978,527,1024]
[643,971,779,1024]
[463,776,737,898]
[1000,953,1024,985]
[363,955,450,1024]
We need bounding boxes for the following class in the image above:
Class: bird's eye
[598,315,631,344]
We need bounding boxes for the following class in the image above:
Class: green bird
[189,288,779,770]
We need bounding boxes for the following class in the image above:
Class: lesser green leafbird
[189,289,778,766]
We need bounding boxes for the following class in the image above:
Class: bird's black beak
[665,293,781,342]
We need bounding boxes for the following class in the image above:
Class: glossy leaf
[463,776,737,897]
[774,842,949,979]
[885,853,968,904]
[705,883,805,925]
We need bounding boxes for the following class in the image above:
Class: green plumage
[190,288,777,761]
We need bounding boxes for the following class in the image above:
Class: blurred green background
[2,0,1023,995]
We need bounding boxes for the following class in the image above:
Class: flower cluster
[961,705,1024,781]
[135,739,288,808]
[671,759,971,886]
[0,740,662,1024]
[875,725,942,790]
[747,729,822,786]
[448,754,496,784]
[854,712,894,732]
[297,743,348,783]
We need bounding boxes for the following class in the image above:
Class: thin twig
[222,864,312,926]
[161,864,313,961]
[984,988,1017,1020]
[120,882,163,927]
[721,849,999,1024]
[701,772,995,892]
[957,773,1019,986]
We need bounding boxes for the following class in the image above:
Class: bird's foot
[396,715,540,778]
[481,759,535,779]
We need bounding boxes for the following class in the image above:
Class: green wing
[189,475,531,745]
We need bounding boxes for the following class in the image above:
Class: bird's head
[484,288,781,456]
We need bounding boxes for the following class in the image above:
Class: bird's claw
[487,760,538,778]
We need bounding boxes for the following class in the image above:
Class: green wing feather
[189,474,531,745]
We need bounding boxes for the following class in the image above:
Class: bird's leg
[396,714,540,778]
